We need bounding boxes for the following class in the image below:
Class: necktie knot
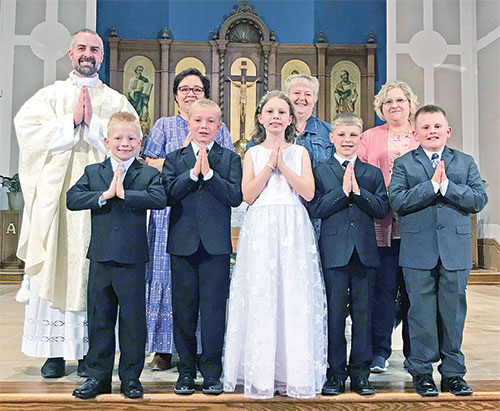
[431,153,439,168]
[342,160,350,170]
[118,163,126,180]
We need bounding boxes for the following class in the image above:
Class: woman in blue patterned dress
[142,68,234,370]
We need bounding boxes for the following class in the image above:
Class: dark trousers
[323,251,376,381]
[403,263,469,377]
[170,243,230,379]
[86,261,146,383]
[371,240,410,360]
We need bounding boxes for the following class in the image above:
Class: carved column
[261,41,272,94]
[315,42,328,121]
[267,42,279,91]
[159,39,173,117]
[216,40,228,121]
[365,43,377,128]
[108,37,120,91]
[209,40,220,104]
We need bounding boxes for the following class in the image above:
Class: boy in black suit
[308,113,389,396]
[163,99,242,395]
[67,112,167,399]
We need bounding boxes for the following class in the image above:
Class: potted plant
[0,173,24,210]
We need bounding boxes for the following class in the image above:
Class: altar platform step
[469,268,500,284]
[1,381,499,410]
[2,268,500,285]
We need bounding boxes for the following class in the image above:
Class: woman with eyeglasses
[142,68,234,371]
[357,80,419,374]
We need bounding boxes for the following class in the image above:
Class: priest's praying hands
[73,86,93,127]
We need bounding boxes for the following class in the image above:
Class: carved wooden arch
[219,0,270,43]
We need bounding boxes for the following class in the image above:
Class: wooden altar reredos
[107,0,377,143]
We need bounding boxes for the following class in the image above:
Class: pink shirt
[358,123,419,247]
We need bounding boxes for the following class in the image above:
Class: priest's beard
[73,57,100,77]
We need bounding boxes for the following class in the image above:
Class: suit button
[437,224,444,230]
[437,203,443,208]
[349,203,353,207]
[350,222,356,228]
[114,226,119,231]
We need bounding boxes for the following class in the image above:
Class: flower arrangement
[0,173,22,193]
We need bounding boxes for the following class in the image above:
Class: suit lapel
[441,145,453,171]
[208,142,223,173]
[330,159,345,185]
[354,158,367,181]
[414,146,435,179]
[181,145,197,171]
[99,158,114,186]
[123,158,142,188]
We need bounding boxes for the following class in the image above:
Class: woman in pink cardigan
[358,80,419,374]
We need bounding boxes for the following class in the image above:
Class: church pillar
[315,42,328,121]
[365,43,377,128]
[159,39,173,118]
[108,37,120,91]
[215,40,228,122]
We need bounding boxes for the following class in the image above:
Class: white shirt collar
[70,71,100,88]
[191,141,215,155]
[334,153,357,166]
[110,156,135,174]
[422,147,444,162]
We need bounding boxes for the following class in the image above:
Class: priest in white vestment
[14,29,137,378]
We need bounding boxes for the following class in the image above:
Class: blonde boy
[163,99,242,395]
[67,112,167,399]
[308,113,389,396]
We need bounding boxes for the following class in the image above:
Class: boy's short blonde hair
[331,112,363,133]
[107,112,141,137]
[188,99,222,120]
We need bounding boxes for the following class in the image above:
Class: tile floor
[1,284,499,387]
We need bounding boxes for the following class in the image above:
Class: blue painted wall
[97,0,386,112]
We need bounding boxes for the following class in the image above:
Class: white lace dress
[223,144,327,399]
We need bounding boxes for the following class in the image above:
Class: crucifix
[227,60,260,156]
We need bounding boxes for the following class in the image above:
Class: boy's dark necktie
[431,153,439,168]
[342,160,350,171]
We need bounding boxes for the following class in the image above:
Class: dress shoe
[441,376,473,396]
[150,352,172,371]
[77,357,89,378]
[350,376,375,395]
[73,376,111,399]
[202,377,223,395]
[321,376,345,395]
[41,357,65,378]
[174,374,195,395]
[413,374,439,397]
[120,379,144,399]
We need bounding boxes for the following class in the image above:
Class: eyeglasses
[177,86,205,96]
[382,98,408,106]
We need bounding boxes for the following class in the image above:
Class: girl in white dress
[223,91,327,399]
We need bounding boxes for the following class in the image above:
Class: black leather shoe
[73,376,111,399]
[120,379,144,398]
[202,377,223,395]
[441,376,473,396]
[322,376,345,395]
[41,357,65,378]
[413,374,439,397]
[174,374,195,395]
[351,375,375,395]
[77,357,89,378]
